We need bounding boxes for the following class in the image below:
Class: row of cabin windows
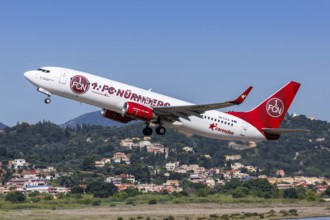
[203,115,234,126]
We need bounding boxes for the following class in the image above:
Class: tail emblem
[266,98,284,118]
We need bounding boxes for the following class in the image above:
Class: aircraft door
[240,122,248,136]
[59,70,67,84]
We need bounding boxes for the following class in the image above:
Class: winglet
[231,86,253,104]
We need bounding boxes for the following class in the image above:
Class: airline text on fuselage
[90,82,171,107]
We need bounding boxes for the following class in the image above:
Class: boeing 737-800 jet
[24,67,306,141]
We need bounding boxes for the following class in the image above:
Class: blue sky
[1,1,329,126]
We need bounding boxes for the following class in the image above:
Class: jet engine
[101,109,133,123]
[123,102,155,121]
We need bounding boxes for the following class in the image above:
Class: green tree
[124,187,141,197]
[5,191,26,203]
[196,187,210,197]
[2,169,12,185]
[243,178,273,198]
[127,164,150,183]
[296,186,307,199]
[71,186,84,194]
[81,155,96,171]
[182,181,208,195]
[306,191,316,201]
[324,186,330,197]
[283,188,298,199]
[59,176,75,187]
[223,178,242,192]
[129,153,140,164]
[0,147,7,156]
[231,186,248,198]
[86,181,117,198]
[29,191,40,197]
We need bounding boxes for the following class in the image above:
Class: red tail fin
[228,81,301,130]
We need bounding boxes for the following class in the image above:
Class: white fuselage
[24,67,266,142]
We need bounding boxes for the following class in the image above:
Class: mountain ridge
[0,122,7,129]
[61,111,135,128]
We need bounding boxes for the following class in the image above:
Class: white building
[106,176,122,184]
[231,162,244,170]
[182,146,194,153]
[120,138,140,149]
[139,140,153,149]
[112,153,130,164]
[95,158,111,168]
[166,162,179,171]
[225,155,242,161]
[11,159,26,169]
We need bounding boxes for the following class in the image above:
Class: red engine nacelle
[101,109,133,123]
[123,102,155,121]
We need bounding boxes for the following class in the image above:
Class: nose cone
[24,70,37,85]
[24,71,32,79]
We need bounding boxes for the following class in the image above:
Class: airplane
[24,67,307,142]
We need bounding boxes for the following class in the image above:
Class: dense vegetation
[0,115,329,213]
[2,177,328,205]
[0,114,329,178]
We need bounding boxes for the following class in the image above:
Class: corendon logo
[70,75,90,94]
[266,98,284,118]
[209,123,234,135]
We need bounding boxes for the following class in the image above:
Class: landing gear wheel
[156,126,166,135]
[143,127,153,136]
[44,98,51,104]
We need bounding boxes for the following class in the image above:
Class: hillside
[61,111,135,127]
[0,123,7,129]
[0,114,329,177]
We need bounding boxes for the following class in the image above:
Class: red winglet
[231,86,253,104]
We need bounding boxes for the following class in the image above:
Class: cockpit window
[37,68,50,73]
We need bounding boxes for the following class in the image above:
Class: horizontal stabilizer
[262,128,310,135]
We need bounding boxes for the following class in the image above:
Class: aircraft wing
[153,86,253,122]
